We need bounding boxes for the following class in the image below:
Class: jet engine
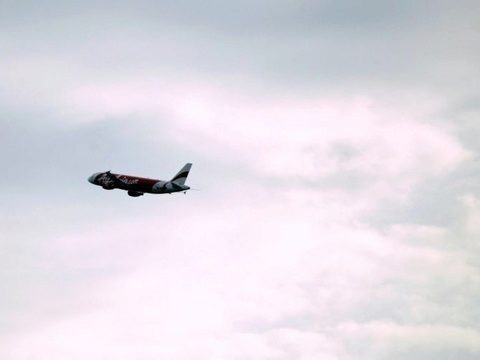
[128,190,144,197]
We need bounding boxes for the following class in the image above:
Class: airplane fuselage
[88,172,190,197]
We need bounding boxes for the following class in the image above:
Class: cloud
[1,0,478,101]
[1,1,479,359]
[339,321,480,360]
[69,81,469,207]
[2,189,478,359]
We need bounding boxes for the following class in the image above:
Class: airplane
[88,163,192,197]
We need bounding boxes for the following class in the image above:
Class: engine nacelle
[128,190,144,197]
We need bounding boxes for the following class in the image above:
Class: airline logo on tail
[170,163,192,185]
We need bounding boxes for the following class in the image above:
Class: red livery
[88,163,192,197]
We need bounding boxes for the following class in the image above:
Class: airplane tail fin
[171,163,192,185]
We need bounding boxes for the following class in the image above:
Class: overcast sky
[1,1,479,359]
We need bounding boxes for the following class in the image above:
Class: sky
[1,1,479,359]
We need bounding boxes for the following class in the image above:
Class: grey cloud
[0,109,191,194]
[1,0,478,96]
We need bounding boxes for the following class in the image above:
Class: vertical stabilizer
[171,163,192,185]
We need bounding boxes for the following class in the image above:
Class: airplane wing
[104,171,128,188]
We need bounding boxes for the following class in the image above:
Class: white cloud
[69,81,469,211]
[4,186,478,359]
